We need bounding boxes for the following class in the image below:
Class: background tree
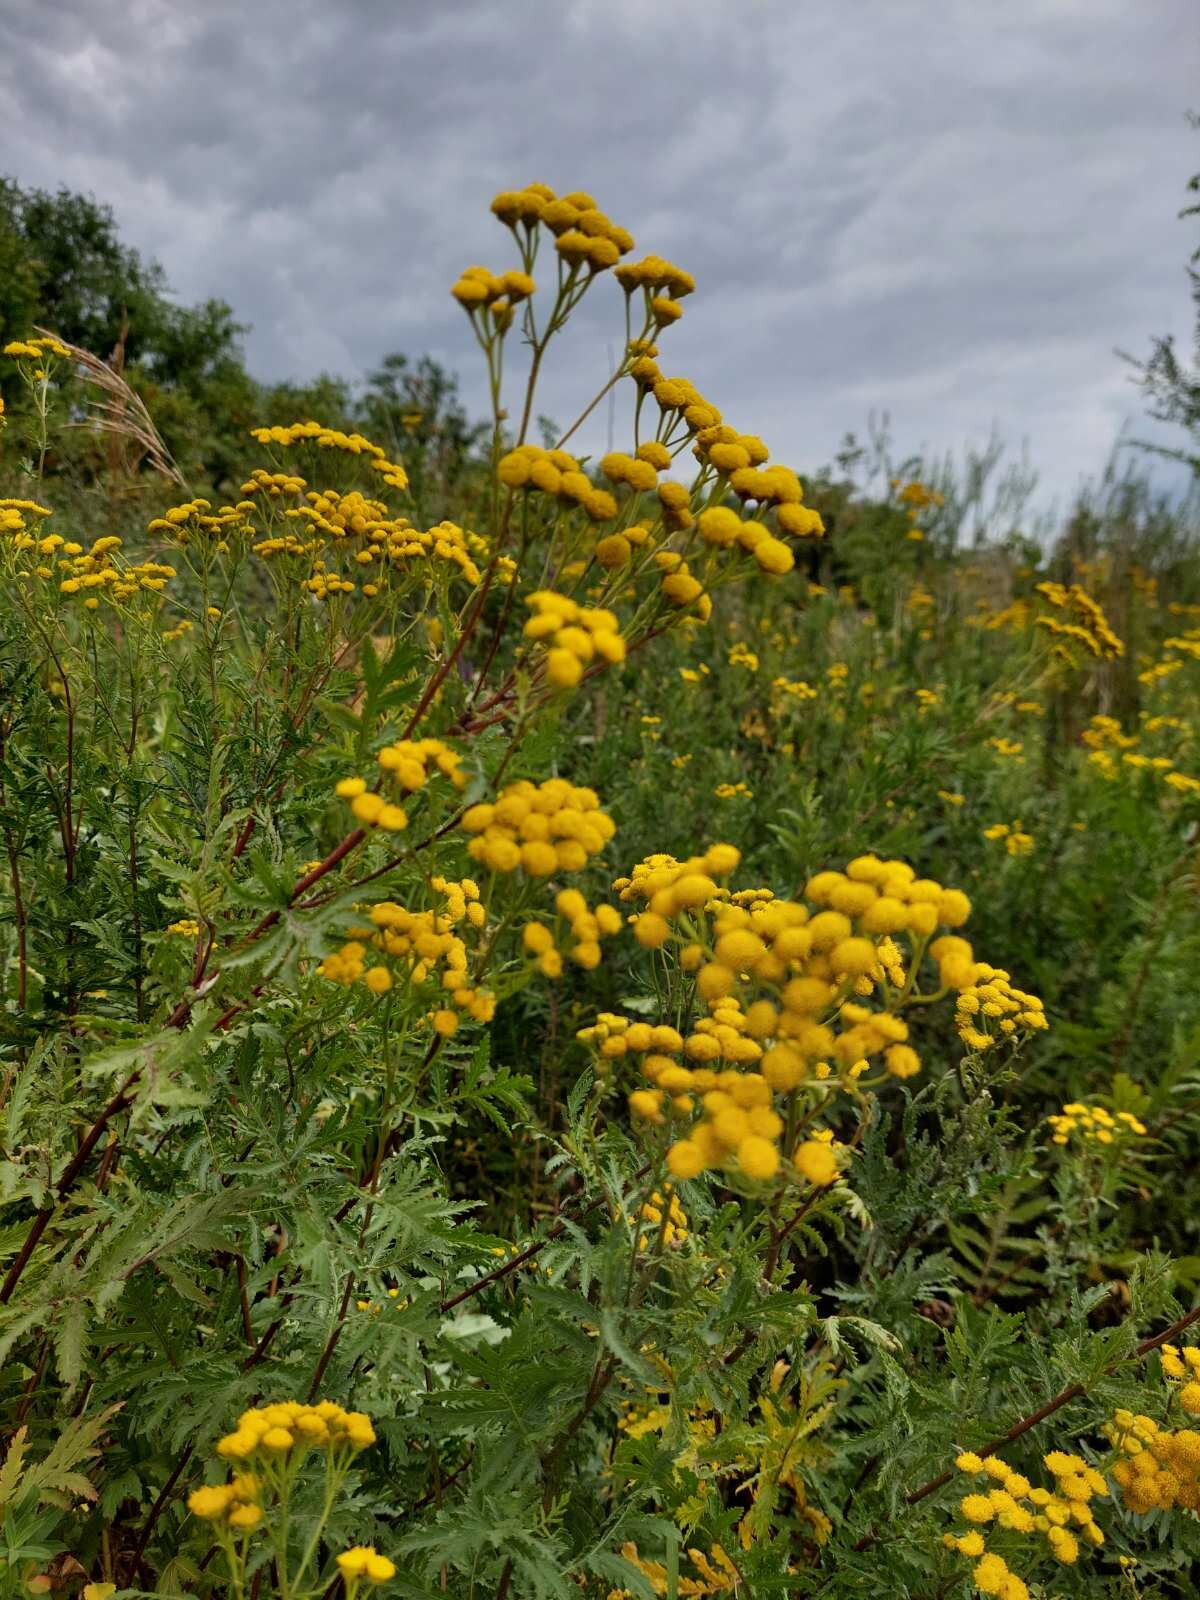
[1126,118,1200,476]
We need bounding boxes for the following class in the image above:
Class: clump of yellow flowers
[1107,1385,1200,1514]
[522,887,623,977]
[2,334,71,368]
[1047,1101,1147,1147]
[318,877,495,1030]
[442,179,829,674]
[461,779,614,876]
[189,1401,393,1599]
[2,512,177,611]
[249,418,409,491]
[523,589,626,688]
[578,848,1045,1184]
[335,736,467,835]
[213,1399,376,1460]
[955,967,1047,1055]
[1034,580,1125,661]
[942,1448,1107,1597]
[631,1187,689,1250]
[982,822,1035,857]
[148,496,250,545]
[498,444,618,520]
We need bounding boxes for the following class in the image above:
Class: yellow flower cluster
[944,1449,1107,1597]
[187,1473,263,1530]
[1138,656,1183,687]
[1047,1101,1146,1146]
[626,359,823,541]
[1107,1406,1200,1512]
[1082,714,1137,752]
[319,879,494,1028]
[335,781,408,834]
[653,545,712,614]
[1081,713,1200,797]
[727,462,806,509]
[165,919,200,938]
[337,1547,397,1587]
[637,371,720,436]
[304,561,356,600]
[0,498,53,539]
[598,449,662,494]
[590,1004,781,1181]
[635,1187,688,1249]
[496,444,618,521]
[988,736,1024,761]
[706,504,809,570]
[275,491,488,593]
[5,517,178,610]
[1161,1342,1200,1411]
[521,888,622,977]
[982,822,1035,856]
[461,780,614,875]
[584,850,1043,1182]
[56,544,176,607]
[1034,581,1124,661]
[594,518,653,569]
[553,215,635,272]
[148,497,249,544]
[215,1400,375,1461]
[523,590,626,687]
[378,735,466,791]
[450,264,537,327]
[3,335,70,361]
[292,488,396,541]
[248,530,320,564]
[894,478,944,511]
[335,740,463,832]
[444,186,831,655]
[335,737,466,836]
[772,676,820,706]
[189,1403,393,1591]
[614,253,696,298]
[250,419,408,491]
[955,969,1047,1054]
[240,467,306,499]
[356,1286,405,1314]
[694,424,770,476]
[488,183,637,273]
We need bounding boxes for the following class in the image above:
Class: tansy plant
[187,1402,392,1600]
[0,178,1199,1600]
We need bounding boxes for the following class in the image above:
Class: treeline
[0,178,487,517]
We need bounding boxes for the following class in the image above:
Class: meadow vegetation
[0,172,1198,1599]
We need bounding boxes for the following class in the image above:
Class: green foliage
[0,174,1198,1600]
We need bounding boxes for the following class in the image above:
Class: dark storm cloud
[2,0,1197,505]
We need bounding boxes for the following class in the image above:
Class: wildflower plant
[187,1402,389,1600]
[0,180,1199,1600]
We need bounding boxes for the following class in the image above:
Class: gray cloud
[2,0,1197,508]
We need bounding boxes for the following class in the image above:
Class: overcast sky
[2,0,1197,509]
